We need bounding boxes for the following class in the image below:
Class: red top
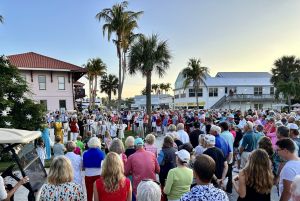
[95,177,130,201]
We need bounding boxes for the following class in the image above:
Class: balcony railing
[226,94,275,101]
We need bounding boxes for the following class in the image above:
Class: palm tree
[151,84,159,94]
[84,58,107,108]
[164,83,172,94]
[0,15,3,24]
[100,74,119,103]
[159,83,165,94]
[128,34,171,130]
[96,1,143,109]
[182,58,209,109]
[270,56,300,110]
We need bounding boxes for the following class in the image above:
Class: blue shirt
[215,134,231,158]
[241,131,256,152]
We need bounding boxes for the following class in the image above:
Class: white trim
[18,67,71,72]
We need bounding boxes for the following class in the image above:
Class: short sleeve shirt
[279,160,300,196]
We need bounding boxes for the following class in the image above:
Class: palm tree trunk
[195,83,199,109]
[146,72,152,132]
[89,77,92,109]
[121,51,126,97]
[117,43,122,111]
[108,91,112,103]
[93,75,98,108]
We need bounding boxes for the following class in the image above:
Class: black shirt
[203,147,226,179]
[189,129,204,148]
[125,148,136,158]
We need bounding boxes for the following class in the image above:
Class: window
[189,89,195,97]
[189,88,203,97]
[270,87,275,95]
[38,75,46,90]
[209,88,218,97]
[254,103,263,110]
[225,87,228,94]
[175,94,179,99]
[58,76,65,90]
[254,87,263,95]
[40,100,47,110]
[180,93,186,98]
[59,100,66,110]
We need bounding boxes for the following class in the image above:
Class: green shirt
[163,167,193,200]
[75,140,84,153]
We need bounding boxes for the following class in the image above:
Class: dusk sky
[1,0,300,98]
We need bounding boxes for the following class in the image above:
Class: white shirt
[177,129,190,143]
[65,152,83,186]
[279,160,300,199]
[110,124,117,137]
[0,176,7,200]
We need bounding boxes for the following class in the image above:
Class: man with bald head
[176,123,190,143]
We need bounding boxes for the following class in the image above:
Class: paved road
[12,135,279,201]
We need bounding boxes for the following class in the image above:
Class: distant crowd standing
[34,108,300,201]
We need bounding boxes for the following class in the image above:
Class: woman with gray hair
[137,180,161,201]
[65,141,83,186]
[109,138,127,164]
[83,137,105,201]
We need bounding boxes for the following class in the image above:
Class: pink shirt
[144,143,158,157]
[125,149,160,195]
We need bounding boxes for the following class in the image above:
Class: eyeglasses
[141,179,160,186]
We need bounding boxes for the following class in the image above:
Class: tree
[182,58,209,109]
[96,1,143,110]
[164,83,172,94]
[84,58,107,109]
[100,74,119,103]
[128,34,171,130]
[151,84,159,94]
[270,55,300,110]
[159,83,165,94]
[0,55,45,130]
[0,15,3,24]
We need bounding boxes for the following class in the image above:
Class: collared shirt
[180,184,229,201]
[215,134,231,159]
[65,152,83,186]
[241,131,256,152]
[220,131,234,163]
[177,129,190,144]
[125,148,160,195]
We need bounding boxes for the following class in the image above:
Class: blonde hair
[101,152,125,192]
[125,136,135,148]
[48,156,73,185]
[145,134,156,145]
[243,149,274,194]
[104,131,111,139]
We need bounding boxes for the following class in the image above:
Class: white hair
[291,175,300,197]
[177,123,184,130]
[137,180,161,201]
[210,125,221,134]
[87,137,101,148]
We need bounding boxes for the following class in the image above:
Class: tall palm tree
[96,1,143,109]
[84,58,107,108]
[270,55,300,110]
[182,58,209,109]
[100,74,119,103]
[128,34,171,130]
[151,84,159,94]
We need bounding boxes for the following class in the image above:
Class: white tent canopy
[0,129,41,144]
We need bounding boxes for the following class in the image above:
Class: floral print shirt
[39,182,85,201]
[180,184,229,201]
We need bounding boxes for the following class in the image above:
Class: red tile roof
[8,52,86,72]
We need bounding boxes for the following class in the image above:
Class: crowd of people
[3,107,300,201]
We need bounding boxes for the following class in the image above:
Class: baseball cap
[228,114,234,118]
[175,149,190,163]
[134,138,144,146]
[289,123,299,130]
[204,134,215,145]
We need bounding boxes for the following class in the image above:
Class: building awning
[175,102,205,107]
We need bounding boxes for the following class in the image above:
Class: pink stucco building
[8,52,86,111]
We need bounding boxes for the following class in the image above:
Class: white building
[174,72,281,110]
[133,94,174,110]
